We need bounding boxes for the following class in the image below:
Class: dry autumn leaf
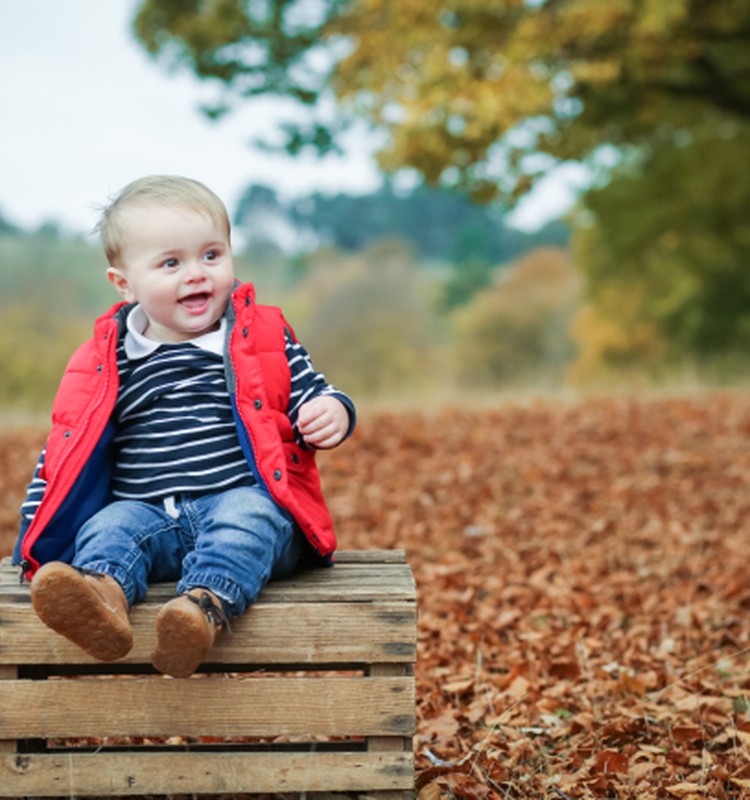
[594,749,630,775]
[418,782,444,800]
[4,392,750,798]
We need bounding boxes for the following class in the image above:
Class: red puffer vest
[17,283,337,578]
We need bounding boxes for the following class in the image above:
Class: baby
[14,175,355,677]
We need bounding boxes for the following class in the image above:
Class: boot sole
[31,564,133,662]
[152,602,214,678]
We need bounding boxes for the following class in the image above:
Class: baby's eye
[204,249,219,262]
[161,257,179,269]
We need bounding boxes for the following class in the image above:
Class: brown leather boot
[30,562,133,662]
[151,590,229,678]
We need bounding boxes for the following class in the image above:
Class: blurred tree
[133,0,349,152]
[0,232,113,316]
[232,184,308,258]
[0,305,91,410]
[288,181,516,258]
[332,0,750,202]
[288,241,441,396]
[570,122,750,372]
[233,180,567,273]
[438,256,495,311]
[453,248,580,386]
[0,210,20,236]
[567,292,666,385]
[133,0,750,200]
[132,0,750,371]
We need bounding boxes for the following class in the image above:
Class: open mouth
[179,292,211,313]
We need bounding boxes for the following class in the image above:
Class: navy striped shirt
[110,342,254,500]
[21,307,352,519]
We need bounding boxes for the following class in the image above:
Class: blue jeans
[72,486,302,617]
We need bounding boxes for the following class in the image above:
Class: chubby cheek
[139,282,179,316]
[216,284,235,308]
[213,277,236,307]
[215,268,236,293]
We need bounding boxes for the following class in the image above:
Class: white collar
[124,304,226,359]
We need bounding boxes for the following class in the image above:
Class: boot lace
[187,591,233,635]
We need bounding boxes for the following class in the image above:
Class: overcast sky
[0,0,584,237]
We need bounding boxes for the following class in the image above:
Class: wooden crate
[0,550,416,799]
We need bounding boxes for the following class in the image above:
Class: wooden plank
[334,549,407,564]
[0,750,414,796]
[0,551,417,797]
[0,665,15,755]
[0,601,416,666]
[0,550,409,586]
[0,675,415,739]
[0,550,406,575]
[0,555,417,604]
[0,551,417,666]
[260,563,416,603]
[0,560,26,603]
[132,561,417,604]
[368,665,410,757]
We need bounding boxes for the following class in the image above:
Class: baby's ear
[107,267,135,302]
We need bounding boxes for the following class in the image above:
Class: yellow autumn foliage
[453,248,580,386]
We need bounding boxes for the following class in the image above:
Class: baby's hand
[297,396,349,449]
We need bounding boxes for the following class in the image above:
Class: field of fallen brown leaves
[3,392,750,799]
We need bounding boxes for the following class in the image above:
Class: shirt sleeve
[20,445,47,524]
[285,329,356,444]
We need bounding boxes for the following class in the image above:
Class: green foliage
[285,181,530,262]
[285,241,442,398]
[234,179,565,262]
[571,122,750,375]
[0,232,115,410]
[133,1,750,198]
[0,210,21,236]
[453,248,580,386]
[133,0,349,152]
[0,200,574,413]
[131,0,750,375]
[0,232,114,318]
[0,305,91,410]
[438,257,496,312]
[332,0,750,200]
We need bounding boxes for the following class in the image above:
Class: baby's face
[107,203,235,343]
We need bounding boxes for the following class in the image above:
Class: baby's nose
[185,261,208,280]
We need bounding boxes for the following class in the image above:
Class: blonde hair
[96,175,231,267]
